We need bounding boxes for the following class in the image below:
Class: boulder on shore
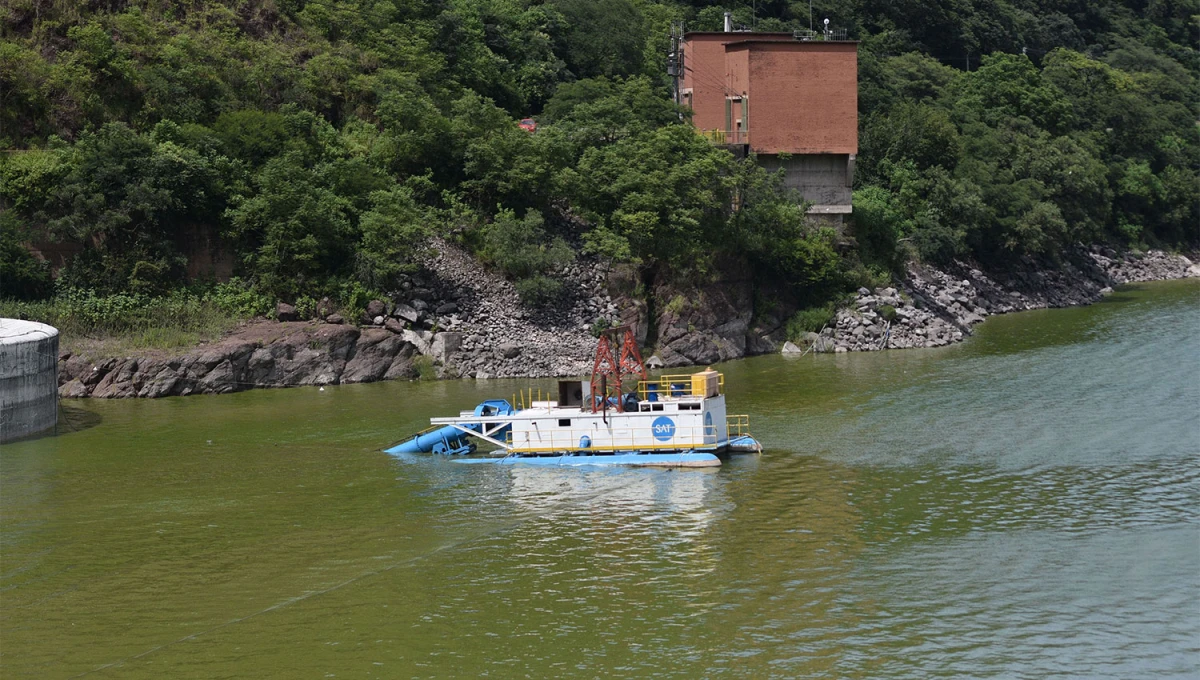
[276,302,298,322]
[365,299,387,319]
[57,321,420,399]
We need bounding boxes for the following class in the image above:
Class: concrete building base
[756,153,854,219]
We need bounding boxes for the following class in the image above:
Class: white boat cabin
[508,369,729,454]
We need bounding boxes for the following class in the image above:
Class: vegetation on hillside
[2,1,1196,331]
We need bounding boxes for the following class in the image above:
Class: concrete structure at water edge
[1,319,59,443]
[680,23,858,220]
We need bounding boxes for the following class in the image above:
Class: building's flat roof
[684,31,795,37]
[723,39,859,47]
[684,31,857,43]
[0,319,58,345]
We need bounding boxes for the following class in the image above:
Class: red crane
[589,326,647,413]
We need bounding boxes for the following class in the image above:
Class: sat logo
[651,416,675,441]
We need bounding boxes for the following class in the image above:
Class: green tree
[0,213,53,301]
[38,122,236,294]
[550,0,646,79]
[355,185,432,290]
[564,124,731,270]
[954,53,1072,133]
[477,209,574,305]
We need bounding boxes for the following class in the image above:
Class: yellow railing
[490,415,752,454]
[698,129,749,145]
[508,420,722,454]
[726,414,752,438]
[636,373,724,400]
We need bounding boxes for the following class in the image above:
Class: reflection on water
[57,403,103,435]
[1,279,1198,678]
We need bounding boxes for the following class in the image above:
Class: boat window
[558,419,571,427]
[640,404,651,412]
[680,403,701,411]
[652,404,664,411]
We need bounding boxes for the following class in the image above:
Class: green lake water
[3,279,1198,678]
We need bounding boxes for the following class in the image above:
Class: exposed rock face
[407,238,613,378]
[642,258,788,368]
[392,303,419,324]
[655,277,754,368]
[818,248,1196,353]
[59,322,417,399]
[365,299,387,319]
[59,246,1195,399]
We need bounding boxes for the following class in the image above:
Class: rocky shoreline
[791,247,1199,354]
[56,238,620,398]
[56,245,1197,399]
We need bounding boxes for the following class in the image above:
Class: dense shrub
[0,221,53,301]
[476,209,573,305]
[786,303,837,341]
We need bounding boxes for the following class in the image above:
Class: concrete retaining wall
[756,152,854,216]
[1,319,59,443]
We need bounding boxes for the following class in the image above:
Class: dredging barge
[384,326,761,467]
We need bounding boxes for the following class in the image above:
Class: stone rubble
[409,238,615,379]
[817,248,1196,354]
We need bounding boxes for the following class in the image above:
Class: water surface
[3,279,1198,678]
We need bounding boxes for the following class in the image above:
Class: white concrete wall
[1,320,59,442]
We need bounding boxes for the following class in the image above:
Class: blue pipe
[385,424,472,454]
[385,400,515,455]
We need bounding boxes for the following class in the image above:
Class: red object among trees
[518,118,537,132]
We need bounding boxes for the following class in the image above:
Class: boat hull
[454,451,721,468]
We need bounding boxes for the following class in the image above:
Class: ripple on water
[2,280,1197,678]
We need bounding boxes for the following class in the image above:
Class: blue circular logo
[704,411,713,433]
[652,416,676,441]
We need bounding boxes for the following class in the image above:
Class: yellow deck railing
[726,414,752,438]
[487,413,754,454]
[698,129,749,145]
[507,421,723,454]
[636,372,724,401]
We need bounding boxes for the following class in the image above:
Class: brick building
[681,29,858,217]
